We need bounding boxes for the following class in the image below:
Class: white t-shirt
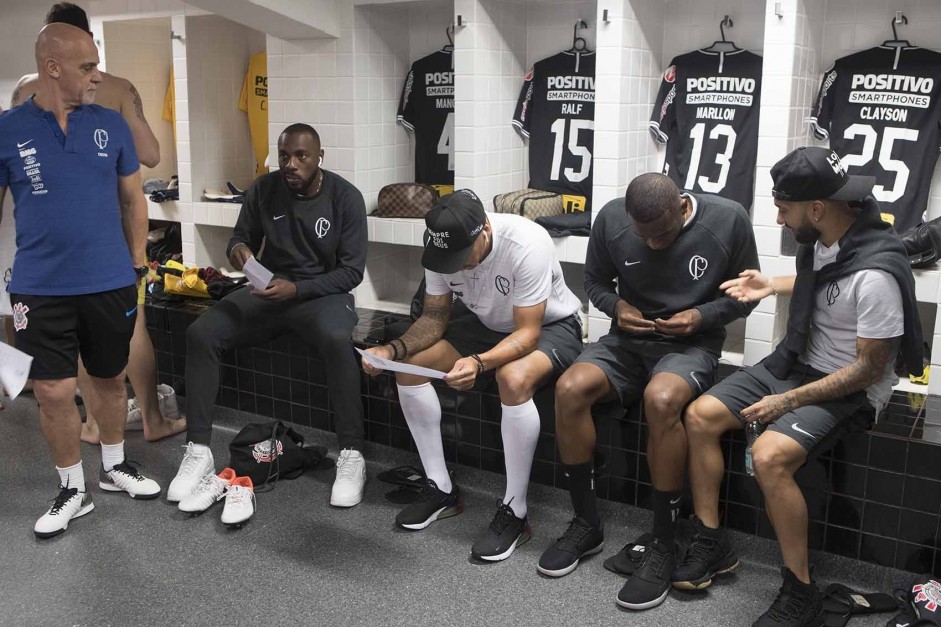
[801,240,904,407]
[425,212,582,333]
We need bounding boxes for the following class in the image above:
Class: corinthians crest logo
[688,255,708,281]
[252,439,283,463]
[913,579,941,613]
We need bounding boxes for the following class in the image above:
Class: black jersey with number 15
[397,50,454,186]
[810,46,941,232]
[650,49,762,210]
[513,51,595,208]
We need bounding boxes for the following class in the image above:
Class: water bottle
[744,421,765,477]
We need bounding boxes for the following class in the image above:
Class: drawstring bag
[228,421,330,491]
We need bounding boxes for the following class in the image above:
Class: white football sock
[56,461,85,492]
[100,440,126,472]
[397,382,451,493]
[501,399,539,518]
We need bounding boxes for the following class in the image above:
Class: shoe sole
[536,541,605,578]
[34,501,95,539]
[178,497,224,515]
[671,557,740,591]
[397,502,464,530]
[99,482,161,500]
[615,586,670,610]
[473,526,532,562]
[330,487,365,508]
[222,515,252,527]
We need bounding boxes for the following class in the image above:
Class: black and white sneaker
[616,539,675,610]
[99,461,161,499]
[671,516,739,590]
[536,516,604,577]
[471,502,531,562]
[34,486,94,539]
[394,478,462,530]
[604,532,654,576]
[753,567,824,627]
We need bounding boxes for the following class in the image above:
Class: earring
[318,157,323,166]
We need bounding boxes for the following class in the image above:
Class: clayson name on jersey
[849,73,933,123]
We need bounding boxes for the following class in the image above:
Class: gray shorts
[575,333,718,406]
[706,361,874,453]
[442,312,583,378]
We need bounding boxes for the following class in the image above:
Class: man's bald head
[35,23,101,108]
[36,23,95,67]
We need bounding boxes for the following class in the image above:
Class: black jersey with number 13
[650,49,762,210]
[513,51,595,208]
[397,50,454,186]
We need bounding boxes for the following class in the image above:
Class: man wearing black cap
[361,189,583,562]
[677,147,923,627]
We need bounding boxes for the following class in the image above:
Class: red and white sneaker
[179,467,237,514]
[221,476,255,527]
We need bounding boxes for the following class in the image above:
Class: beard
[793,223,821,245]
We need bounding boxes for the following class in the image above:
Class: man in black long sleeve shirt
[538,174,758,610]
[167,124,369,509]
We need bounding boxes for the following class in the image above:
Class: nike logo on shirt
[16,139,34,148]
[624,261,641,267]
[449,282,464,286]
[273,215,286,220]
[125,306,137,317]
[791,423,813,438]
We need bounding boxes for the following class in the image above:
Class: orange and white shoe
[221,476,255,527]
[178,467,236,514]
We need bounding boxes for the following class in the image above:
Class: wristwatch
[137,265,150,278]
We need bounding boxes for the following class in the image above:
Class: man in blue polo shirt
[0,23,161,538]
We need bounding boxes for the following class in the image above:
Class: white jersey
[425,212,581,333]
[801,240,904,407]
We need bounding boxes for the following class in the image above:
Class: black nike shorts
[705,361,874,454]
[11,284,138,380]
[575,332,718,406]
[442,312,583,378]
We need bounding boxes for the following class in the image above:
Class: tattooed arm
[361,293,454,375]
[119,79,161,168]
[741,336,900,424]
[10,74,37,108]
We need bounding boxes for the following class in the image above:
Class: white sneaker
[167,442,215,502]
[99,461,162,499]
[330,449,366,507]
[34,486,94,538]
[126,398,143,431]
[179,467,236,514]
[221,476,255,526]
[157,384,180,420]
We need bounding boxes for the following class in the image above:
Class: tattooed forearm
[398,295,451,356]
[10,85,22,108]
[129,84,146,120]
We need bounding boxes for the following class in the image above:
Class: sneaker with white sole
[167,442,215,502]
[221,476,255,526]
[99,461,162,499]
[34,486,94,538]
[179,467,236,514]
[330,449,366,507]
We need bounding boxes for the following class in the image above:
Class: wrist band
[391,338,407,361]
[470,353,484,374]
[389,341,400,361]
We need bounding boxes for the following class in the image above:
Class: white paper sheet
[356,348,446,379]
[243,256,274,290]
[0,342,33,399]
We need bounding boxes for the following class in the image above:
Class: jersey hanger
[702,15,741,53]
[566,19,592,53]
[443,24,454,52]
[882,13,911,48]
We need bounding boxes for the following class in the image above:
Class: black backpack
[228,421,329,488]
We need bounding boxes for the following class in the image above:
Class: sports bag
[901,217,941,269]
[493,188,565,220]
[376,183,439,218]
[228,421,328,487]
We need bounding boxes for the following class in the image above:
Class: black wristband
[470,353,484,374]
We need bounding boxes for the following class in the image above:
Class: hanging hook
[571,19,588,51]
[719,15,733,42]
[446,23,454,47]
[891,13,908,40]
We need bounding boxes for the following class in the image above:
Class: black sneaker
[536,516,604,577]
[394,478,462,530]
[603,532,654,576]
[616,539,675,610]
[471,502,531,562]
[671,516,739,590]
[753,567,824,627]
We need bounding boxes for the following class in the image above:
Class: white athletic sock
[397,382,451,493]
[501,399,539,518]
[100,440,125,472]
[56,461,85,492]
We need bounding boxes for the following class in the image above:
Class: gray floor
[0,394,913,626]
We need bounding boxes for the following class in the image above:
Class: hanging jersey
[397,50,454,187]
[810,46,941,232]
[239,51,268,177]
[650,49,762,210]
[162,68,176,144]
[513,51,595,209]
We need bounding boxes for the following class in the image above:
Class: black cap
[421,189,486,274]
[771,147,875,202]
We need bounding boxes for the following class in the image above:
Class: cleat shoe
[99,461,161,499]
[179,467,237,514]
[167,442,215,502]
[671,516,739,590]
[34,486,94,538]
[221,476,255,527]
[753,567,824,627]
[330,449,366,507]
[537,516,604,578]
[471,502,531,562]
[395,478,462,530]
[604,532,655,576]
[616,539,675,610]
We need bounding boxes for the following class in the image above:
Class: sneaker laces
[49,485,79,515]
[766,587,809,621]
[555,517,592,550]
[335,450,362,482]
[178,445,207,476]
[489,501,518,535]
[192,473,222,495]
[227,485,254,507]
[110,460,145,481]
[640,543,670,575]
[681,532,719,566]
[416,478,442,502]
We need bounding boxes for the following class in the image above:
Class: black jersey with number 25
[513,51,595,207]
[397,50,454,186]
[810,46,941,232]
[650,49,762,210]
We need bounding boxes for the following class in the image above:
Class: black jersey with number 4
[650,49,762,210]
[810,46,941,232]
[513,51,595,208]
[397,50,454,186]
